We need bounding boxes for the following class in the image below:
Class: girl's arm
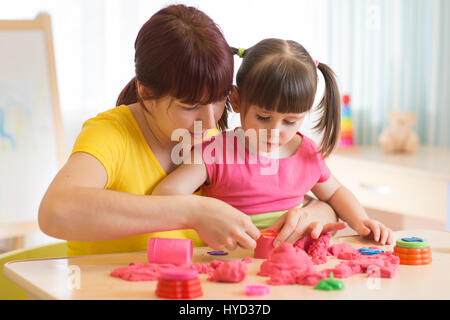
[311,174,393,245]
[152,149,208,195]
[38,152,259,250]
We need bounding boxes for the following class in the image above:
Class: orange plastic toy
[393,237,432,265]
[393,247,432,265]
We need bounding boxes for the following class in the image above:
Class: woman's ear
[230,86,241,113]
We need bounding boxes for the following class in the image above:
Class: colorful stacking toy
[393,237,432,265]
[155,267,203,299]
[340,94,355,147]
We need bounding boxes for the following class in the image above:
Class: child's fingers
[267,215,286,234]
[237,232,258,250]
[354,224,371,237]
[322,222,347,234]
[386,230,394,245]
[306,221,323,239]
[365,220,381,242]
[379,225,390,245]
[224,238,238,251]
[275,212,309,246]
[247,223,261,241]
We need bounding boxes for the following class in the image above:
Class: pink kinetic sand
[254,235,276,259]
[242,257,252,263]
[111,234,400,286]
[258,243,316,285]
[207,260,248,283]
[257,234,400,285]
[110,262,174,281]
[328,243,358,257]
[294,233,331,265]
[323,250,400,279]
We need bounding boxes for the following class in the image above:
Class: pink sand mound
[110,262,175,281]
[258,242,320,285]
[296,270,326,286]
[294,233,331,265]
[328,243,358,257]
[110,261,214,281]
[258,243,314,277]
[207,260,248,283]
[188,262,215,274]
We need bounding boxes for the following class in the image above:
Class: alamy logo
[67,265,81,290]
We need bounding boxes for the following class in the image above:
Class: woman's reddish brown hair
[117,4,234,130]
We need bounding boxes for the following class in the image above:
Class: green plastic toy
[396,238,429,249]
[314,273,344,291]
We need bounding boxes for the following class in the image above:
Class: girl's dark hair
[117,4,234,130]
[232,39,340,157]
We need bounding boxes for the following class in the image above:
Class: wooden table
[4,230,450,300]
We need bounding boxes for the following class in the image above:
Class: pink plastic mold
[159,267,198,281]
[244,285,270,296]
[147,237,193,265]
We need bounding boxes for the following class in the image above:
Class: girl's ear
[230,86,241,113]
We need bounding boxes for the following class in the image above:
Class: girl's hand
[352,219,393,245]
[190,197,260,251]
[267,207,347,247]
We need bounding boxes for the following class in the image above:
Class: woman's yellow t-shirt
[67,105,216,256]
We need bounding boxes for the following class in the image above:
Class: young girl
[153,38,393,247]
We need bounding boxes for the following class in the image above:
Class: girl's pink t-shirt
[199,131,330,215]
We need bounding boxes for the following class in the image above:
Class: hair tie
[237,48,246,58]
[314,59,319,68]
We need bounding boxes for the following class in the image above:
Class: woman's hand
[352,219,394,245]
[267,207,347,247]
[190,197,260,251]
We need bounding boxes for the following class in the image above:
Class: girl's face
[147,95,227,144]
[241,106,306,152]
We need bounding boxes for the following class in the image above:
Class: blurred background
[0,0,449,250]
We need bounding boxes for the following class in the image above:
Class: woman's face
[148,95,227,144]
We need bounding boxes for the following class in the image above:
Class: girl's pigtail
[315,63,341,158]
[116,77,138,106]
[218,46,247,131]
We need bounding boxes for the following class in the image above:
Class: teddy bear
[378,111,419,154]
